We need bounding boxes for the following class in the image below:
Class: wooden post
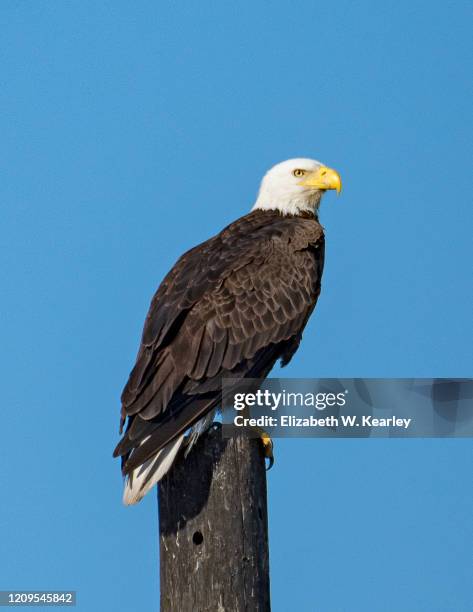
[158,424,271,612]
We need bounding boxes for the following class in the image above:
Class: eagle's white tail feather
[123,435,185,506]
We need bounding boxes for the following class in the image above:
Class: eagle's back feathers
[114,209,325,503]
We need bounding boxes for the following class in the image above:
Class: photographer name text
[233,414,412,429]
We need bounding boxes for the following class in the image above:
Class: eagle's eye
[293,169,306,178]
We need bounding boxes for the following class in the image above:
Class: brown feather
[115,209,325,472]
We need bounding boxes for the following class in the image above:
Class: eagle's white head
[252,158,341,216]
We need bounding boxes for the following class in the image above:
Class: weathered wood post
[158,424,270,611]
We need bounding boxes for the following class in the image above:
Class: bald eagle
[114,158,341,504]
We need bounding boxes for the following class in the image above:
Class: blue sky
[1,2,472,611]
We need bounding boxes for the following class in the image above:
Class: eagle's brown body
[114,209,325,482]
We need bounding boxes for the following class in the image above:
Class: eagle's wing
[114,212,324,473]
[120,215,263,412]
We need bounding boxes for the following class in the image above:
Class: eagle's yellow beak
[299,166,342,194]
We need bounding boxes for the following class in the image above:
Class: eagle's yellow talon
[260,431,274,470]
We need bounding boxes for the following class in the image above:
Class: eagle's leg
[253,427,274,470]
